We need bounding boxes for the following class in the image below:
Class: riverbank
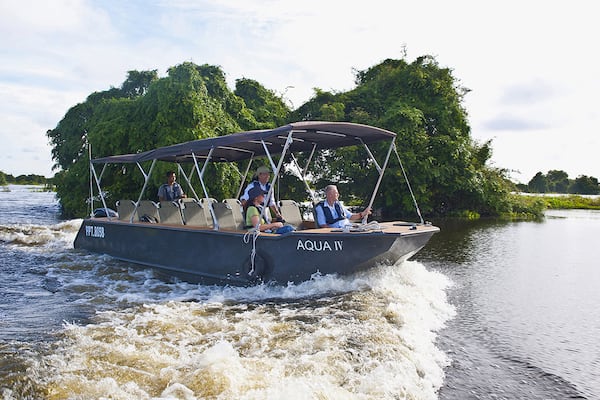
[519,193,600,210]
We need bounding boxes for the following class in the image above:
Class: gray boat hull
[73,218,438,285]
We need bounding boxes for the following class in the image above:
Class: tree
[546,170,569,193]
[121,70,158,98]
[528,172,548,193]
[569,175,600,194]
[0,170,6,186]
[292,56,510,218]
[234,78,289,128]
[48,62,291,218]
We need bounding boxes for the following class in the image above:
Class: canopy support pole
[133,159,156,222]
[363,138,394,224]
[393,142,424,224]
[259,130,293,226]
[235,158,255,200]
[192,149,218,229]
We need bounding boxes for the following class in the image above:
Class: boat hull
[73,219,438,285]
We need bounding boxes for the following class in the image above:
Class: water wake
[27,262,455,400]
[0,219,81,247]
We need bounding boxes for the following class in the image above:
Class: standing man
[315,184,371,228]
[158,171,186,202]
[240,165,283,221]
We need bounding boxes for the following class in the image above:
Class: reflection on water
[417,210,600,399]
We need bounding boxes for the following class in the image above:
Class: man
[157,171,186,202]
[315,184,371,228]
[240,165,283,221]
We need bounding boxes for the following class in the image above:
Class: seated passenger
[158,171,187,202]
[315,184,371,228]
[245,186,293,234]
[240,165,284,222]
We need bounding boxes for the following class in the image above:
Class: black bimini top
[91,121,396,164]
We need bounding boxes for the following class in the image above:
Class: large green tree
[292,56,511,218]
[528,172,548,193]
[569,175,600,194]
[48,62,290,217]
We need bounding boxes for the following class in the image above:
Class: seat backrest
[137,200,161,223]
[181,200,210,227]
[200,198,218,227]
[312,201,322,228]
[116,200,137,222]
[213,202,238,230]
[279,199,303,228]
[222,198,244,229]
[158,201,184,225]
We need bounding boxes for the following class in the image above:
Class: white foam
[31,261,455,399]
[0,219,81,248]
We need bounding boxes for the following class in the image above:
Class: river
[0,185,596,399]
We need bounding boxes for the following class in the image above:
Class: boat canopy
[91,121,396,164]
[87,121,425,225]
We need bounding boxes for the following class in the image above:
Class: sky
[1,0,598,183]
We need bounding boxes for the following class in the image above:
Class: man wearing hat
[240,165,283,222]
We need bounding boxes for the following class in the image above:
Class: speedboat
[74,121,439,285]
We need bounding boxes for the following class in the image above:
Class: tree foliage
[527,170,599,194]
[48,62,290,217]
[48,57,563,219]
[292,56,513,218]
[0,171,50,186]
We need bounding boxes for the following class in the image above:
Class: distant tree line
[517,170,600,195]
[0,171,52,186]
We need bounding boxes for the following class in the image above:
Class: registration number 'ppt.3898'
[85,225,105,238]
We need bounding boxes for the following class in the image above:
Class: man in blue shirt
[315,184,371,228]
[157,171,186,201]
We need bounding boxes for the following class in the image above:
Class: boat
[74,121,439,285]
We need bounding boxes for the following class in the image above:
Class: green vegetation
[45,58,584,220]
[525,170,599,195]
[0,171,52,186]
[542,195,600,210]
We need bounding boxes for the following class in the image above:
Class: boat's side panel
[74,219,437,285]
[74,220,257,284]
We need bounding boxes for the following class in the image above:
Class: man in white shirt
[315,184,371,228]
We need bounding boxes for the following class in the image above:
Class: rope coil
[242,228,261,275]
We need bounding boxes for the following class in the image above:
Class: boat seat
[158,201,184,225]
[213,202,239,230]
[181,200,210,227]
[279,199,303,228]
[200,198,218,227]
[137,200,161,223]
[116,200,137,222]
[312,201,322,228]
[222,198,244,229]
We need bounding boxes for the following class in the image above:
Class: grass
[542,195,600,210]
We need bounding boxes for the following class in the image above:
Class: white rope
[242,228,261,275]
[340,220,383,232]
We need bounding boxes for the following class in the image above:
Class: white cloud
[1,0,599,182]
